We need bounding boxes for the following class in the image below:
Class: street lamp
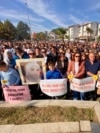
[25,0,32,41]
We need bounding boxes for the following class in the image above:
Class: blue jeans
[73,91,85,100]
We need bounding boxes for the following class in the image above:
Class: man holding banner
[0,61,31,102]
[0,61,21,87]
[85,52,100,100]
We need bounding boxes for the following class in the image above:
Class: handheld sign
[70,77,96,92]
[40,79,67,97]
[3,86,31,103]
[96,79,100,95]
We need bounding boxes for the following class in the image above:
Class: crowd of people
[0,40,100,101]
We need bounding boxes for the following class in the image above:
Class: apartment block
[79,22,98,37]
[98,23,100,36]
[66,24,80,41]
[66,22,99,40]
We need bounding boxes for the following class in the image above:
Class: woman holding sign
[67,52,85,100]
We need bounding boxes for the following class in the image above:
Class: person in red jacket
[67,52,85,100]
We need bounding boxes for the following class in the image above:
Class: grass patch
[0,106,97,124]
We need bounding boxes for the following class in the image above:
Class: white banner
[96,79,100,88]
[70,77,96,92]
[40,79,67,97]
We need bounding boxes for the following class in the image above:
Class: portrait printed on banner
[16,58,46,85]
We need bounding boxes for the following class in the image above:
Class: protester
[85,52,100,100]
[28,49,36,59]
[0,40,100,101]
[14,47,29,60]
[65,48,71,61]
[41,48,48,64]
[35,47,43,58]
[67,52,85,100]
[46,61,63,79]
[0,61,21,86]
[3,49,16,69]
[56,52,68,77]
[47,46,58,64]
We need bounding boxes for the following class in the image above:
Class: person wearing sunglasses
[28,49,35,59]
[67,52,85,100]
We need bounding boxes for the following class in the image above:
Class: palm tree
[86,27,94,41]
[52,27,67,43]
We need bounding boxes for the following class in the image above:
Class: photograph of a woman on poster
[16,58,45,85]
[25,62,42,82]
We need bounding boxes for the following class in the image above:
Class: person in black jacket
[47,46,58,65]
[55,52,68,78]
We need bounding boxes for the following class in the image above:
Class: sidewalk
[0,100,100,133]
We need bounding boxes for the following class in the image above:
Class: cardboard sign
[70,77,96,92]
[3,86,31,103]
[40,79,67,97]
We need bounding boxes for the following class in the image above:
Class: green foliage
[0,20,30,40]
[52,27,66,35]
[16,21,30,40]
[36,32,47,40]
[52,27,67,42]
[86,27,94,35]
[86,27,94,42]
[0,21,5,39]
[0,20,16,40]
[97,36,100,41]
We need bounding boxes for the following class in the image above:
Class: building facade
[66,22,99,41]
[98,23,100,36]
[66,25,80,41]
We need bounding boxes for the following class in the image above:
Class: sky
[0,0,100,32]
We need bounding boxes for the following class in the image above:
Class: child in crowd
[46,61,63,79]
[0,61,21,87]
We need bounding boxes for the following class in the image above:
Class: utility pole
[25,0,32,41]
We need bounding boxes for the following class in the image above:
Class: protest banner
[96,79,100,94]
[70,77,96,92]
[3,86,31,103]
[16,58,46,85]
[40,79,67,97]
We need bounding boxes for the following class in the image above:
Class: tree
[86,27,94,41]
[16,21,30,40]
[65,35,70,40]
[0,21,4,39]
[0,20,16,40]
[36,32,46,40]
[52,27,67,43]
[97,36,100,42]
